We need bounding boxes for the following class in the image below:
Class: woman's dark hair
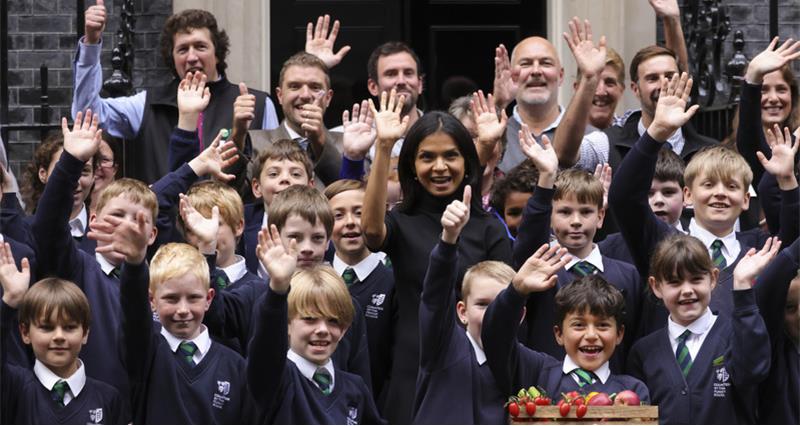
[21,132,63,214]
[396,111,482,212]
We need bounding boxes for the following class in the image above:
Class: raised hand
[177,72,210,131]
[368,89,410,148]
[84,0,106,44]
[593,163,612,211]
[562,17,607,80]
[519,125,558,187]
[648,0,680,18]
[299,94,327,146]
[188,130,240,182]
[342,100,376,160]
[758,124,800,188]
[513,243,572,295]
[232,82,255,135]
[305,14,351,68]
[89,211,152,265]
[0,242,30,308]
[745,37,800,83]
[180,194,219,252]
[63,109,102,162]
[493,44,519,110]
[256,224,298,293]
[441,185,472,244]
[733,236,781,289]
[472,90,508,146]
[649,72,699,142]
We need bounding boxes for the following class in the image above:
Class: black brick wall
[4,0,173,176]
[658,0,800,83]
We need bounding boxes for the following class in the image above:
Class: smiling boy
[481,243,649,404]
[247,225,383,424]
[1,274,127,424]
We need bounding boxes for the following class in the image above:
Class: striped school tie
[178,341,199,367]
[313,367,333,395]
[675,330,693,377]
[51,379,70,407]
[570,261,597,277]
[710,239,726,269]
[572,368,597,387]
[342,267,357,287]
[215,270,231,290]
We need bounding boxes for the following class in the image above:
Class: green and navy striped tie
[51,380,70,407]
[573,368,596,387]
[675,330,693,377]
[313,367,333,395]
[342,267,357,287]
[710,240,726,269]
[570,261,597,277]
[178,341,198,367]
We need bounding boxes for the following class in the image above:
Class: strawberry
[576,404,588,419]
[525,401,537,416]
[559,401,571,417]
[508,402,520,417]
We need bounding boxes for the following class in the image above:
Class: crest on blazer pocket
[712,355,731,398]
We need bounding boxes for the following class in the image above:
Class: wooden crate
[510,405,658,425]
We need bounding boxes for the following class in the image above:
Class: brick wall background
[4,0,172,176]
[658,0,800,84]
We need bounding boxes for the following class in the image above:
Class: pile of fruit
[505,387,642,420]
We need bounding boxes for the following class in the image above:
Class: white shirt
[160,325,212,365]
[332,252,383,283]
[220,254,247,283]
[577,117,685,172]
[69,204,88,238]
[562,355,610,385]
[95,252,117,276]
[564,244,605,273]
[287,349,336,392]
[688,218,741,267]
[465,330,487,365]
[667,307,717,362]
[34,359,87,406]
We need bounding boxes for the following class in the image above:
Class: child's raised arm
[256,224,298,294]
[0,242,30,309]
[482,244,569,394]
[511,131,558,269]
[32,110,101,280]
[362,89,409,250]
[340,100,376,180]
[471,90,507,167]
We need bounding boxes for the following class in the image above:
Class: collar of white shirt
[284,121,305,142]
[563,243,605,273]
[95,252,118,276]
[465,330,487,365]
[667,307,717,350]
[160,325,212,365]
[69,204,89,238]
[220,255,248,283]
[287,349,336,391]
[34,358,87,404]
[688,218,740,266]
[562,355,610,384]
[332,253,383,282]
[637,118,684,155]
[513,105,565,135]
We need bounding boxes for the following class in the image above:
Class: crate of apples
[506,388,658,424]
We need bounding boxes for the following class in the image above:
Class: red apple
[613,390,641,406]
[587,392,613,406]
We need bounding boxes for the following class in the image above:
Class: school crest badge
[217,380,231,396]
[347,406,358,425]
[371,293,385,306]
[88,408,103,424]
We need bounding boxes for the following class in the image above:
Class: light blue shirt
[72,38,279,139]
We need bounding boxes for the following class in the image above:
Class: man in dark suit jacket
[248,52,343,189]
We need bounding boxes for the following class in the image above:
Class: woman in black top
[362,90,512,423]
